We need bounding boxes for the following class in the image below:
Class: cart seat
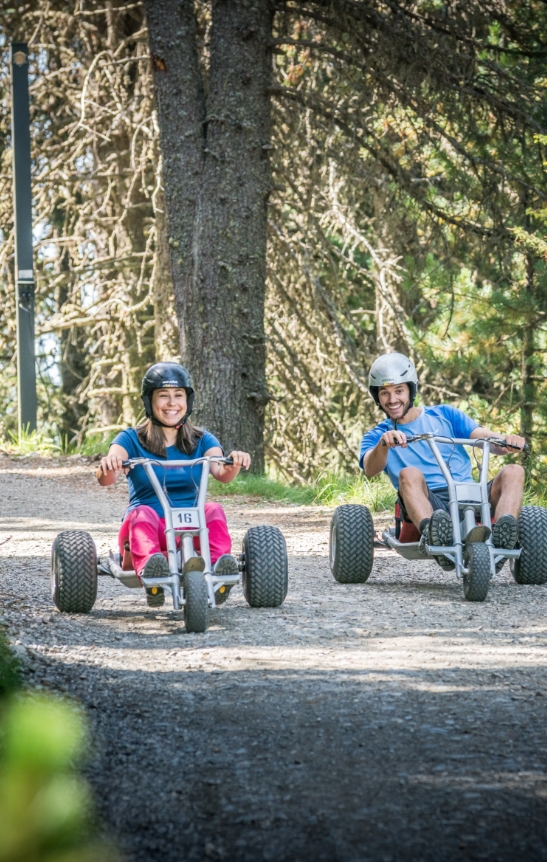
[394,503,421,543]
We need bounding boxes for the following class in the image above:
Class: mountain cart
[329,434,547,602]
[51,455,288,632]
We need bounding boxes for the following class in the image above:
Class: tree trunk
[153,177,180,362]
[144,0,273,472]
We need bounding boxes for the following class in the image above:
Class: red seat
[394,503,421,544]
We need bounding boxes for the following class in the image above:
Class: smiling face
[151,387,188,426]
[378,382,410,421]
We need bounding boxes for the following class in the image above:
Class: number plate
[172,508,200,529]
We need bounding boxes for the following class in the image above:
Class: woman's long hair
[136,417,203,458]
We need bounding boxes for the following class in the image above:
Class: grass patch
[209,471,397,513]
[209,473,317,505]
[2,426,60,457]
[0,628,20,697]
[1,427,120,458]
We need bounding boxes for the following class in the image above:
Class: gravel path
[1,455,547,862]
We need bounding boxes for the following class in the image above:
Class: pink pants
[118,503,231,577]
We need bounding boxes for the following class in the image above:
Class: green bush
[0,629,20,697]
[0,630,120,862]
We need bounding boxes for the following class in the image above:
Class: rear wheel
[184,570,209,633]
[146,586,165,608]
[51,530,97,613]
[215,585,232,605]
[242,526,288,608]
[510,506,547,585]
[330,505,374,584]
[464,542,490,602]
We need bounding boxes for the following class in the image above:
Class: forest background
[0,0,546,490]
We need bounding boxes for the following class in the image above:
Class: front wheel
[242,526,288,608]
[330,505,374,584]
[51,530,98,613]
[184,571,209,633]
[510,506,547,585]
[464,542,490,602]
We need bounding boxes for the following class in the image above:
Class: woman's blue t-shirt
[359,405,480,490]
[111,427,222,517]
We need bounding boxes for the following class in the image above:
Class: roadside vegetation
[0,629,119,861]
[210,471,397,512]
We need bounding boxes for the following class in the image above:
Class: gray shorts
[397,480,494,521]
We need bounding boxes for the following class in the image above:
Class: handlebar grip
[491,440,530,453]
[501,441,530,453]
[121,460,130,468]
[224,456,234,465]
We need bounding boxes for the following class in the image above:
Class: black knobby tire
[511,506,547,585]
[463,542,490,602]
[51,530,98,614]
[242,526,288,608]
[146,588,165,608]
[184,570,209,633]
[215,585,232,605]
[329,505,374,584]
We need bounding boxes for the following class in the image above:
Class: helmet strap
[150,415,188,430]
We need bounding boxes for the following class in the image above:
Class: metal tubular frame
[103,456,241,610]
[382,436,522,579]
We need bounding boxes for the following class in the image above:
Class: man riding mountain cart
[363,353,525,553]
[329,352,547,601]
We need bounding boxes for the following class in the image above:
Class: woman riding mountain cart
[98,362,249,608]
[50,362,288,632]
[329,353,547,601]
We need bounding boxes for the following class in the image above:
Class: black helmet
[141,362,195,425]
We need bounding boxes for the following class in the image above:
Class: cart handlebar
[402,433,529,452]
[121,455,234,469]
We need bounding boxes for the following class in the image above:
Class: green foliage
[0,695,119,862]
[312,473,397,511]
[74,433,118,458]
[209,473,316,505]
[1,427,60,458]
[0,630,20,697]
[0,631,118,860]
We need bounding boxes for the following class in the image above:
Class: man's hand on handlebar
[490,434,528,456]
[380,430,408,449]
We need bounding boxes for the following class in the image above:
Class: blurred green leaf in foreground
[0,694,120,862]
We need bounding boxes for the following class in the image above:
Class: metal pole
[10,42,37,434]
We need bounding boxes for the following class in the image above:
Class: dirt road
[1,455,547,862]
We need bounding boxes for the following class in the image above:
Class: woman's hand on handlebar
[380,430,408,449]
[96,445,129,485]
[227,450,251,470]
[210,449,251,483]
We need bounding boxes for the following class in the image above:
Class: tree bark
[144,0,274,471]
[153,179,180,362]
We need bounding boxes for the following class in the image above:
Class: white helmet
[368,352,419,409]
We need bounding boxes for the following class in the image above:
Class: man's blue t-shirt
[359,405,480,490]
[111,427,222,517]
